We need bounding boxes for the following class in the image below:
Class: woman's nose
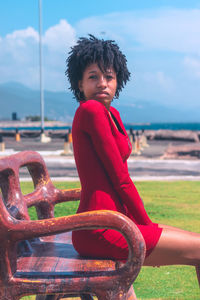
[97,76,107,88]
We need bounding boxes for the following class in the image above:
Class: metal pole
[39,0,44,131]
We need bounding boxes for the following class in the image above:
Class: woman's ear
[78,80,83,92]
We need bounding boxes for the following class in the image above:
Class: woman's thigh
[144,227,200,266]
[159,223,200,235]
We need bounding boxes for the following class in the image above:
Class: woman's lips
[94,91,109,98]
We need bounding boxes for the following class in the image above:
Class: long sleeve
[81,100,152,225]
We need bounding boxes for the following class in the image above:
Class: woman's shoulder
[79,100,107,115]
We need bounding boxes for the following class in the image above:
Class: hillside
[0,82,199,123]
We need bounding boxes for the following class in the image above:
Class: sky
[0,0,200,111]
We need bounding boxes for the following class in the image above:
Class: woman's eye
[89,75,97,79]
[106,75,113,80]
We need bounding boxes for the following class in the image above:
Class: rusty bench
[0,151,145,299]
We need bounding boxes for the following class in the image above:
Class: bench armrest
[12,210,145,282]
[24,187,81,207]
[54,187,81,203]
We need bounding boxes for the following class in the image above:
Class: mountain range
[0,82,199,124]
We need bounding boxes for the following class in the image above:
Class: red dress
[72,100,162,261]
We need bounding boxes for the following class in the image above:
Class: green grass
[20,181,200,300]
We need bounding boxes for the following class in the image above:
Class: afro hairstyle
[66,35,130,101]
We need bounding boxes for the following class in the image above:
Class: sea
[1,123,200,131]
[124,123,200,131]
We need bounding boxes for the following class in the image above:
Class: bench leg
[34,287,136,300]
[0,295,16,300]
[126,285,137,300]
[95,286,137,300]
[196,266,200,287]
[0,288,21,300]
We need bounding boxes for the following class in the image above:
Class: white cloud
[6,27,39,43]
[74,8,200,108]
[0,7,200,110]
[43,19,76,52]
[156,71,174,91]
[183,56,200,78]
[0,20,76,90]
[76,9,200,55]
[0,27,39,86]
[142,71,174,92]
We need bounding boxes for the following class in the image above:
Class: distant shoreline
[1,121,200,131]
[0,120,70,129]
[1,121,200,144]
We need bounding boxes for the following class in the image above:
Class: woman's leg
[144,227,200,267]
[159,223,199,235]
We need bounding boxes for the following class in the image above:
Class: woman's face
[78,63,117,110]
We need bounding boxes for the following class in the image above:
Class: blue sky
[1,0,200,111]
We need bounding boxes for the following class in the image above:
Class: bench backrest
[0,151,80,221]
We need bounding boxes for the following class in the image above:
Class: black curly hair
[66,35,130,101]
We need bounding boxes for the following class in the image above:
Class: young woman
[66,35,200,272]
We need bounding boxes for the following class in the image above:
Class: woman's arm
[81,101,152,225]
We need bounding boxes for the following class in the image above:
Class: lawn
[19,181,200,300]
